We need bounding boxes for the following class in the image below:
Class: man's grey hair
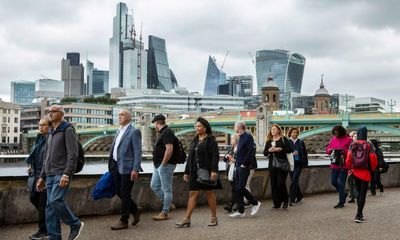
[120,109,132,120]
[235,121,246,130]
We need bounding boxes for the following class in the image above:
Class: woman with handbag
[176,117,222,227]
[326,125,352,209]
[223,134,239,212]
[263,124,293,210]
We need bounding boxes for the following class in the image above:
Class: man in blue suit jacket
[108,109,142,230]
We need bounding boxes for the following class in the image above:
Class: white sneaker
[251,201,262,216]
[229,211,245,218]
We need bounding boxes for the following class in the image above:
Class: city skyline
[0,0,399,109]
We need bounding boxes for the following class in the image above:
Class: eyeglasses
[48,110,60,113]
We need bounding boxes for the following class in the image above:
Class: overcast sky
[0,0,399,109]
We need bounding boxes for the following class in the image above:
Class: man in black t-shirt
[150,114,176,221]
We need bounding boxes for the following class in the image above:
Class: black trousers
[289,166,303,203]
[270,169,289,208]
[234,167,258,213]
[370,170,384,194]
[29,190,47,233]
[354,177,369,218]
[114,172,138,224]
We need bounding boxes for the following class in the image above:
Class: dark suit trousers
[114,172,138,224]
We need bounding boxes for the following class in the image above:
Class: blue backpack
[92,172,116,200]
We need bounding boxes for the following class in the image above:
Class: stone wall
[1,164,399,225]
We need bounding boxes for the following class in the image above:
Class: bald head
[118,109,132,126]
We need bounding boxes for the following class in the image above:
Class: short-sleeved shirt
[153,125,174,168]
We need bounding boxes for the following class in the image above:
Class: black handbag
[330,149,345,166]
[271,154,289,171]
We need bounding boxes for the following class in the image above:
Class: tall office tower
[147,35,175,91]
[255,49,305,94]
[86,60,94,94]
[203,56,227,96]
[92,69,109,94]
[67,52,80,66]
[109,2,147,92]
[62,52,84,97]
[10,80,35,105]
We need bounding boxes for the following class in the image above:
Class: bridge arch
[299,124,400,138]
[82,134,115,150]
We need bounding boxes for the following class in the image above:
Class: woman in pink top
[326,125,352,209]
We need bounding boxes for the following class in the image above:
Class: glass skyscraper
[62,53,84,97]
[147,35,174,91]
[109,3,147,92]
[93,70,109,94]
[10,80,35,105]
[203,56,226,96]
[255,49,305,94]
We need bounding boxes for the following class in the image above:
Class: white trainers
[229,211,245,218]
[251,201,262,216]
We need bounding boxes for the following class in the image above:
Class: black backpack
[75,142,85,173]
[65,126,85,173]
[170,135,187,164]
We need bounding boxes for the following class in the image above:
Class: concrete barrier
[1,163,400,225]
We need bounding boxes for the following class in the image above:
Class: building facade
[0,100,21,150]
[10,80,35,105]
[35,79,64,99]
[52,102,113,129]
[62,53,84,97]
[117,89,249,112]
[255,49,305,94]
[204,56,226,96]
[147,35,175,91]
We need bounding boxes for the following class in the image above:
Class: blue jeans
[289,166,303,203]
[46,175,80,240]
[331,169,348,205]
[150,164,176,213]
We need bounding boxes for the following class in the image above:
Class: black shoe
[348,198,355,203]
[334,203,344,209]
[223,203,233,212]
[289,202,296,206]
[344,193,348,201]
[281,202,288,211]
[68,222,84,240]
[132,209,142,226]
[355,215,365,223]
[30,231,48,240]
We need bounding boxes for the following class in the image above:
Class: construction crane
[220,50,229,70]
[248,52,255,66]
[137,21,143,89]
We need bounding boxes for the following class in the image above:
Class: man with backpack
[346,126,378,223]
[36,105,84,240]
[150,114,178,221]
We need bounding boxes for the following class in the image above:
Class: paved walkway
[2,188,400,240]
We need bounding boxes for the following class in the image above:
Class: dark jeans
[289,166,303,203]
[29,190,47,234]
[331,169,348,205]
[234,167,258,213]
[347,174,358,199]
[114,172,139,224]
[354,177,369,218]
[370,170,384,194]
[270,169,289,208]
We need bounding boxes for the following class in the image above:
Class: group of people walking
[26,107,388,239]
